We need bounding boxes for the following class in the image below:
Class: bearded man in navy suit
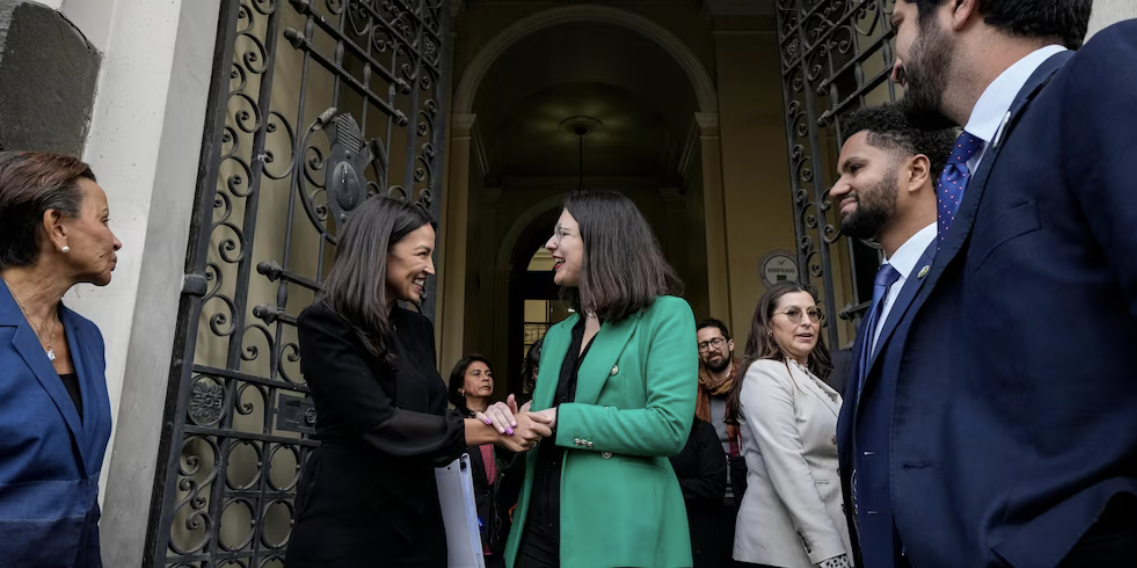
[830,103,955,568]
[869,0,1137,566]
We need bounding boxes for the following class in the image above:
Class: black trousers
[514,546,559,568]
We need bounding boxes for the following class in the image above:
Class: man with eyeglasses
[696,319,740,469]
[692,318,746,565]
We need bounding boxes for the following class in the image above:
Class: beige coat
[733,359,853,567]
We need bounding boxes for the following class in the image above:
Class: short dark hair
[448,354,493,416]
[697,318,731,341]
[319,196,435,361]
[562,190,682,323]
[0,152,95,269]
[907,0,1091,50]
[842,102,957,177]
[521,337,543,395]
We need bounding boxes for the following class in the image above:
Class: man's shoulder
[1053,20,1137,102]
[1080,19,1137,62]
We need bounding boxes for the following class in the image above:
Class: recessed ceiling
[473,22,699,179]
[491,83,668,177]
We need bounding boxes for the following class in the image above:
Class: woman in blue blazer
[0,152,123,567]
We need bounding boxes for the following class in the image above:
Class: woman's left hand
[476,395,520,435]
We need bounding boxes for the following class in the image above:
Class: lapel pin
[918,265,930,279]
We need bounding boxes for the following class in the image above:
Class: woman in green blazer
[506,190,699,568]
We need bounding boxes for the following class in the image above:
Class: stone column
[0,0,100,154]
[439,113,476,373]
[696,111,733,329]
[61,0,222,564]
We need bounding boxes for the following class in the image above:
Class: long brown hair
[725,281,832,424]
[319,196,434,362]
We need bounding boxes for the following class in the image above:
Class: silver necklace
[3,279,57,361]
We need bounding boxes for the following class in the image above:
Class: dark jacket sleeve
[297,304,465,462]
[1063,20,1137,315]
[677,420,727,504]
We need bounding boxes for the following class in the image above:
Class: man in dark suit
[829,103,956,568]
[670,417,728,568]
[873,1,1137,566]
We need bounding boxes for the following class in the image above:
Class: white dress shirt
[964,44,1068,173]
[870,223,937,355]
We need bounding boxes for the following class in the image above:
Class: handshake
[474,395,556,453]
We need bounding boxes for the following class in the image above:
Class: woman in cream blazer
[728,282,853,568]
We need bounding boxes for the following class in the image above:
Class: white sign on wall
[759,250,799,287]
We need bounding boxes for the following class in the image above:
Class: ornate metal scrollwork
[152,0,451,565]
[777,0,900,346]
[189,380,227,426]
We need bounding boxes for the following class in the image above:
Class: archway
[452,4,719,116]
[440,6,726,382]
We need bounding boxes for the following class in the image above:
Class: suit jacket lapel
[61,305,98,472]
[573,312,642,406]
[868,242,937,367]
[0,287,88,468]
[850,243,936,419]
[839,314,872,452]
[797,364,841,418]
[921,52,1072,299]
[532,314,577,411]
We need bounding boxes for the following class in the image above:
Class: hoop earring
[61,246,70,253]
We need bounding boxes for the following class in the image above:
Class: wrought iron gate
[146,0,452,565]
[776,0,900,347]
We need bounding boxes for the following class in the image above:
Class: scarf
[696,358,739,420]
[697,358,741,455]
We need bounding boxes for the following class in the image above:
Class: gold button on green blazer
[505,296,699,568]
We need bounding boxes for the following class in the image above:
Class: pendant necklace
[2,279,57,361]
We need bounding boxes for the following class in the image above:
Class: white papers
[435,453,486,568]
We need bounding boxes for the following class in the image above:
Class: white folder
[435,453,486,568]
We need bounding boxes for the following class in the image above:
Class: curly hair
[841,102,957,176]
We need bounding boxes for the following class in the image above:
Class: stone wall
[0,0,99,154]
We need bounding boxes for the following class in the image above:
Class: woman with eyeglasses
[506,190,697,568]
[726,282,852,568]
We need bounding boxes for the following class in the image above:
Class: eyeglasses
[698,337,727,352]
[773,307,821,324]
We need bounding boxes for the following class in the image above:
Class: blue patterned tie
[857,263,900,399]
[937,131,985,241]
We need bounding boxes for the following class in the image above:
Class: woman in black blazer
[284,197,552,567]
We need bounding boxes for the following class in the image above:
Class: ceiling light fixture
[559,116,603,191]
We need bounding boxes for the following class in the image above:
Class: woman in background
[516,336,543,407]
[727,282,852,568]
[0,152,122,568]
[448,354,515,568]
[507,190,698,568]
[286,197,551,567]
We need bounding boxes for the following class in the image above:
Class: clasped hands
[474,395,558,453]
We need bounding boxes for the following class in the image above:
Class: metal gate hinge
[182,273,208,297]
